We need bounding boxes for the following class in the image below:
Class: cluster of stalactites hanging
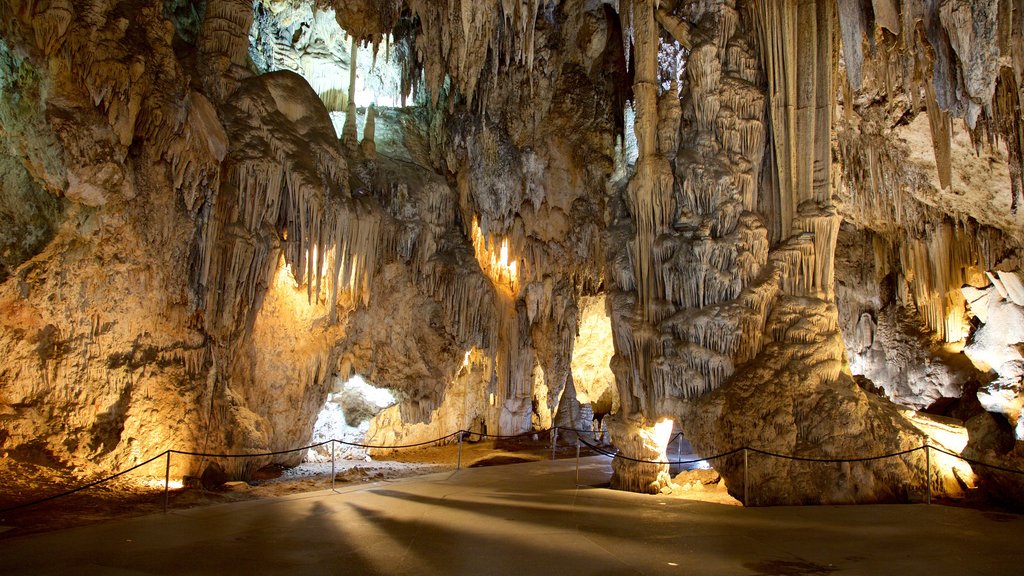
[403,0,549,107]
[836,0,1024,212]
[470,216,518,294]
[196,71,387,340]
[324,0,404,45]
[836,108,1016,343]
[895,219,988,343]
[466,213,581,408]
[768,207,842,306]
[199,0,257,104]
[0,0,227,215]
[607,0,787,410]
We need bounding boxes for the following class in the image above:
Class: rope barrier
[456,430,543,441]
[0,432,466,515]
[746,445,926,463]
[167,432,463,458]
[333,432,463,450]
[928,445,1024,476]
[5,425,1024,516]
[0,450,170,515]
[580,438,1024,476]
[168,439,336,458]
[578,436,744,466]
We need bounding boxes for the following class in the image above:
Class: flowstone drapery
[1,0,1022,505]
[603,0,986,503]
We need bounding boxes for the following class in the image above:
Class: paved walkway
[1,457,1021,575]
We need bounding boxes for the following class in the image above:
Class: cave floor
[0,456,1021,575]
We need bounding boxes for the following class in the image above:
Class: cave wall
[829,0,1024,503]
[0,0,1022,505]
[0,0,621,480]
[606,0,1023,503]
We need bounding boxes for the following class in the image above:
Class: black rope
[578,436,744,465]
[746,445,925,463]
[169,439,336,458]
[579,436,928,466]
[0,432,465,514]
[169,433,464,458]
[928,445,1024,476]
[464,430,552,441]
[7,428,1024,517]
[552,426,609,436]
[332,432,462,450]
[0,450,170,515]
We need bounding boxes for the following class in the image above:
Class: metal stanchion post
[331,440,336,491]
[457,431,463,470]
[925,443,931,505]
[575,437,581,485]
[743,448,749,506]
[551,427,558,461]
[163,450,171,514]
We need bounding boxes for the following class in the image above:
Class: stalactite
[995,67,1024,213]
[924,80,953,190]
[896,220,976,343]
[794,207,842,300]
[607,0,779,419]
[404,0,553,106]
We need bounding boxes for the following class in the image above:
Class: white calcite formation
[0,0,1022,507]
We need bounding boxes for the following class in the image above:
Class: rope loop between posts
[927,445,1024,476]
[0,431,467,515]
[6,429,1024,516]
[578,438,1024,478]
[577,436,744,465]
[0,450,171,515]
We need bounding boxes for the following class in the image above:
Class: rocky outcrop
[0,0,1022,507]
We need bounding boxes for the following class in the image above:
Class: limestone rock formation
[0,0,1023,508]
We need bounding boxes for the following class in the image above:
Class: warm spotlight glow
[905,410,977,490]
[142,478,184,490]
[653,418,674,451]
[272,258,323,320]
[303,244,333,289]
[470,217,519,293]
[276,260,299,290]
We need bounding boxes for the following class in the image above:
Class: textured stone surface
[0,0,1022,506]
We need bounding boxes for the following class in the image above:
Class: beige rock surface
[0,0,1023,508]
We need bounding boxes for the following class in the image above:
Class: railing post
[743,448,749,506]
[551,427,558,461]
[575,437,581,485]
[457,431,463,470]
[677,433,683,458]
[925,443,931,505]
[163,450,171,514]
[331,440,336,491]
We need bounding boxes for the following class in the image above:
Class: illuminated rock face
[0,0,1023,505]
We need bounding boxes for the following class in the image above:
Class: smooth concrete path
[1,457,1022,575]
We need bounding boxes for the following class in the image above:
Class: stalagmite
[361,104,377,158]
[342,35,359,151]
[1,0,1022,508]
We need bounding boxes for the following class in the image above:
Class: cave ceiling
[1,0,1023,503]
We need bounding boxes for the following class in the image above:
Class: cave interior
[1,0,1024,507]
